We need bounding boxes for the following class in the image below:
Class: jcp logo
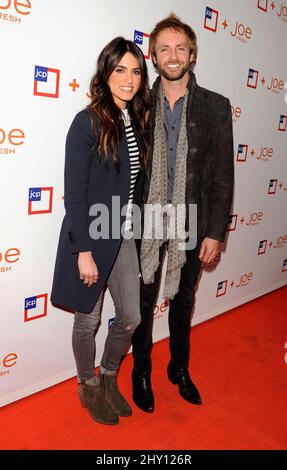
[34,69,47,80]
[29,189,41,200]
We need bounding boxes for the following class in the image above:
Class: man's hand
[198,237,220,265]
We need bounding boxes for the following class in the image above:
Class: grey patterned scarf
[140,82,188,300]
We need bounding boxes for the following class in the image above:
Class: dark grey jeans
[72,237,141,382]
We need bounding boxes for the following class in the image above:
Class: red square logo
[257,0,268,12]
[28,187,53,215]
[133,31,151,59]
[216,280,227,297]
[278,115,287,132]
[247,68,259,89]
[24,294,48,322]
[228,214,238,232]
[204,6,219,32]
[237,144,248,162]
[34,66,60,99]
[258,240,267,255]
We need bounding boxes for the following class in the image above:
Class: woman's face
[108,52,142,109]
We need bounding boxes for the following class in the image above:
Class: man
[132,14,234,412]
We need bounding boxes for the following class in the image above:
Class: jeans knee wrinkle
[74,316,101,333]
[125,320,141,331]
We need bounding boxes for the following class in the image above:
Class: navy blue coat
[51,109,144,314]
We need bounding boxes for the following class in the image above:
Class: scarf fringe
[140,82,189,299]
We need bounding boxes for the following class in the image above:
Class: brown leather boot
[102,373,132,417]
[78,379,119,425]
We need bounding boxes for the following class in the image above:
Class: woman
[51,37,150,425]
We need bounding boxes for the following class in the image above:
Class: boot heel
[132,369,154,413]
[103,373,132,417]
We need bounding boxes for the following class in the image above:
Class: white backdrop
[0,0,286,407]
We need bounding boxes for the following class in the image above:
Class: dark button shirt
[163,95,185,203]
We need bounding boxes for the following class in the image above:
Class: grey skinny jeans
[72,237,141,383]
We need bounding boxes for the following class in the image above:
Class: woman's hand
[78,251,99,287]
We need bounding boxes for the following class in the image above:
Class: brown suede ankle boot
[78,379,119,425]
[102,373,132,417]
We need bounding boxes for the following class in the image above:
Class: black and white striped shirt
[122,109,140,232]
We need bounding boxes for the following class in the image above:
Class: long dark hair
[87,37,151,169]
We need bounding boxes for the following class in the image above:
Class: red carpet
[1,286,286,450]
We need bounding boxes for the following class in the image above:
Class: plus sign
[279,182,283,189]
[240,217,245,224]
[271,2,276,9]
[269,241,273,247]
[222,20,228,29]
[261,77,266,86]
[230,281,234,288]
[250,149,255,157]
[69,79,80,92]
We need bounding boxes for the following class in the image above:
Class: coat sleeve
[64,110,96,253]
[205,98,234,242]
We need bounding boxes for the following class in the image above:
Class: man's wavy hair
[88,37,151,170]
[150,13,198,70]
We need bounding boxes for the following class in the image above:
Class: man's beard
[157,61,190,81]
